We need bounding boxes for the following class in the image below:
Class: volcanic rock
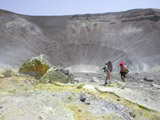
[40,67,70,84]
[82,85,97,95]
[19,54,51,79]
[143,77,155,82]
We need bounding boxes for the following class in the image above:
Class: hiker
[103,61,112,85]
[119,61,129,82]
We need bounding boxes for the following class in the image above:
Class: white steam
[66,64,100,73]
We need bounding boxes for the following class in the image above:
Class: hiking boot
[103,81,107,86]
[108,81,111,84]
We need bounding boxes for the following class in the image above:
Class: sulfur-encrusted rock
[19,54,52,79]
[82,85,97,95]
[40,67,70,84]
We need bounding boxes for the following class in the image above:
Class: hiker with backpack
[103,61,112,85]
[119,61,129,82]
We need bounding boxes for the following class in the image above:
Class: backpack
[103,64,112,72]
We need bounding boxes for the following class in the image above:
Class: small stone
[117,98,120,101]
[77,84,84,89]
[143,77,154,82]
[85,99,90,105]
[85,102,90,105]
[129,111,136,118]
[150,84,153,87]
[151,84,160,89]
[80,93,86,102]
[140,85,143,88]
[140,80,144,82]
[143,77,147,80]
[39,116,43,120]
[144,98,148,102]
[68,96,73,100]
[78,109,82,112]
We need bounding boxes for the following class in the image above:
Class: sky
[0,0,160,16]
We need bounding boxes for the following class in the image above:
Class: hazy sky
[0,0,160,16]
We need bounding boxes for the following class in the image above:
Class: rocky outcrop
[120,9,160,22]
[19,54,52,79]
[40,67,73,84]
[18,54,74,83]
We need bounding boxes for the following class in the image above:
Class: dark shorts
[121,72,127,77]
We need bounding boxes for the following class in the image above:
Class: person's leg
[108,72,111,84]
[121,75,125,82]
[104,73,109,85]
[105,76,107,84]
[107,73,110,80]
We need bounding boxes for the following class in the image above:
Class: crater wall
[0,9,160,72]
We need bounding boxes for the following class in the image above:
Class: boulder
[40,67,70,84]
[19,54,52,79]
[58,68,74,82]
[82,85,97,95]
